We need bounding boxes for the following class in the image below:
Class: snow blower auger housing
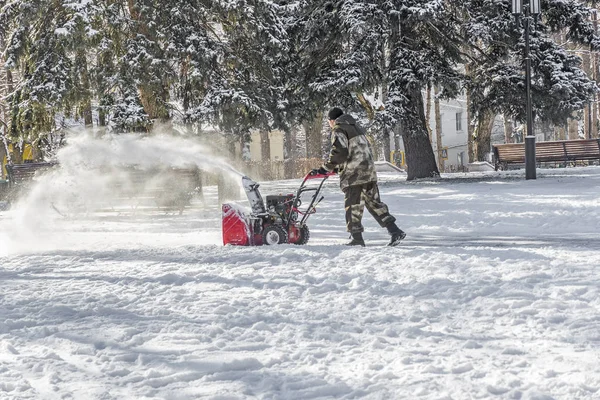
[222,171,334,246]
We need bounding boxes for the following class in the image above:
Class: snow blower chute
[222,171,334,246]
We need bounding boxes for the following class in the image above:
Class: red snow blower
[222,171,334,246]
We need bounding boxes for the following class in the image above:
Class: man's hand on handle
[310,167,330,176]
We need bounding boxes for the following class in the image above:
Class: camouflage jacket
[323,114,377,190]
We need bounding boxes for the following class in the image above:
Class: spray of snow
[0,132,248,254]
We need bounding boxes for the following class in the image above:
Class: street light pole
[513,0,540,180]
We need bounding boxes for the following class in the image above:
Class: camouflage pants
[343,182,396,233]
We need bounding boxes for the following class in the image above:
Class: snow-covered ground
[2,162,600,399]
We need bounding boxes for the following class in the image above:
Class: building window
[456,112,463,132]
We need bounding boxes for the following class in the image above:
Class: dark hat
[328,107,344,120]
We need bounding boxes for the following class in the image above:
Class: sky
[1,138,600,399]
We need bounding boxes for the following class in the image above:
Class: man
[312,107,406,247]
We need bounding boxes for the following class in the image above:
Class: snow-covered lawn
[1,165,600,399]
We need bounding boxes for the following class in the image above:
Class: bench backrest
[493,139,600,164]
[6,162,58,186]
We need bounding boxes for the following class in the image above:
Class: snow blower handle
[306,168,336,180]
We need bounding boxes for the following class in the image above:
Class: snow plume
[0,132,245,255]
[54,132,245,177]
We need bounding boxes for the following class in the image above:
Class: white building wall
[249,130,285,161]
[429,97,469,171]
[424,95,504,171]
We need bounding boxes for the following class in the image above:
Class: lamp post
[513,0,540,180]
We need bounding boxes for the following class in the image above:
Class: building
[249,130,285,161]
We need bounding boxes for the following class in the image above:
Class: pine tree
[195,0,292,155]
[293,0,461,180]
[461,0,599,160]
[1,1,73,155]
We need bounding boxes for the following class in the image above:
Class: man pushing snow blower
[310,107,406,247]
[221,107,405,247]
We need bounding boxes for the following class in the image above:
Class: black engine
[266,194,295,214]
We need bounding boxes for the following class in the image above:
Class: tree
[460,0,599,160]
[291,0,465,180]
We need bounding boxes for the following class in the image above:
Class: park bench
[1,162,202,214]
[4,161,58,201]
[492,138,600,171]
[107,165,202,214]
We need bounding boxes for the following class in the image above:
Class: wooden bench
[3,162,202,214]
[5,162,58,201]
[493,139,600,171]
[108,166,202,214]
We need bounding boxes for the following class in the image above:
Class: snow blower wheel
[293,225,310,245]
[262,225,288,245]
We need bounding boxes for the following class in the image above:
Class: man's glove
[310,166,329,176]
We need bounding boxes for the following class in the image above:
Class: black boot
[346,232,365,247]
[386,223,406,247]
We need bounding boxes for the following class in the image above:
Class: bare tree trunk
[382,129,391,162]
[393,125,402,166]
[284,127,297,179]
[503,114,513,144]
[425,84,433,143]
[0,46,14,167]
[402,87,440,180]
[434,85,444,172]
[593,11,599,138]
[304,111,324,158]
[284,128,295,161]
[474,110,495,161]
[259,130,271,161]
[76,48,93,127]
[554,124,566,141]
[583,50,592,138]
[568,115,579,140]
[465,63,475,163]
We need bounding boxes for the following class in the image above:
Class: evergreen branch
[425,20,484,64]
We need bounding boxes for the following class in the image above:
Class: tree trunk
[584,103,591,139]
[474,109,495,161]
[465,63,475,163]
[382,129,391,162]
[393,124,402,166]
[99,108,107,127]
[75,48,93,127]
[284,128,294,161]
[434,85,444,172]
[568,115,579,139]
[402,87,440,180]
[127,0,169,125]
[304,111,324,158]
[284,127,296,179]
[260,130,271,161]
[425,84,433,143]
[593,12,599,139]
[2,58,14,165]
[389,15,438,179]
[503,114,513,144]
[583,48,593,139]
[554,124,566,141]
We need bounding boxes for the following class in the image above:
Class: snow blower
[222,171,334,246]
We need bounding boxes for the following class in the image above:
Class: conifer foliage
[0,0,599,178]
